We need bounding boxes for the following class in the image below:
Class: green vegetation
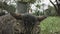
[40,16,60,34]
[17,0,36,3]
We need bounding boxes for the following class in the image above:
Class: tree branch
[49,0,58,11]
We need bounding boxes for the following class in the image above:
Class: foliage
[36,4,41,9]
[32,5,57,16]
[49,0,60,16]
[16,0,36,3]
[40,16,60,34]
[7,5,16,12]
[0,2,16,12]
[32,10,44,16]
[44,5,57,16]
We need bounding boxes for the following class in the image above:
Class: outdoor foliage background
[40,16,60,34]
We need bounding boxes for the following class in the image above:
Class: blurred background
[0,0,60,34]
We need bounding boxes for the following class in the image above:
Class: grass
[40,16,60,34]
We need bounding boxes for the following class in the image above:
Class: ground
[40,16,60,34]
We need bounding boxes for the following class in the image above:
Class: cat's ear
[10,12,23,20]
[37,16,47,21]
